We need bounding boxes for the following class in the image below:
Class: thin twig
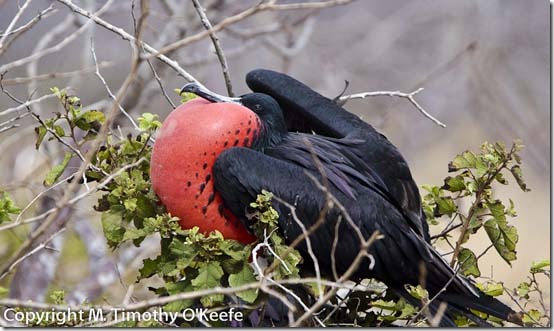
[0,1,114,73]
[0,0,33,55]
[0,91,58,117]
[0,4,56,54]
[2,61,113,86]
[291,231,381,327]
[192,0,234,96]
[154,0,353,56]
[90,39,139,130]
[56,0,201,85]
[0,227,66,280]
[0,5,54,37]
[340,88,446,127]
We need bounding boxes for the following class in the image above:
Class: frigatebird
[180,69,522,326]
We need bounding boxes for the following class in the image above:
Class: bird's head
[181,83,287,148]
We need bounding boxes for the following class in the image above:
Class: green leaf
[191,261,224,307]
[483,218,518,264]
[219,240,247,261]
[443,176,466,192]
[175,89,198,103]
[506,199,517,217]
[228,264,258,303]
[448,151,477,172]
[436,197,457,216]
[163,281,194,310]
[44,152,72,186]
[476,281,504,297]
[138,113,162,131]
[370,299,397,310]
[486,200,506,222]
[53,125,65,137]
[274,244,302,278]
[169,237,196,258]
[101,209,125,248]
[139,257,159,278]
[35,126,47,149]
[123,198,137,212]
[510,165,530,192]
[458,248,481,277]
[81,110,105,124]
[50,86,63,98]
[522,309,542,326]
[495,172,508,185]
[530,260,550,274]
[192,261,224,288]
[49,289,65,304]
[516,282,530,298]
[405,284,429,300]
[122,227,146,241]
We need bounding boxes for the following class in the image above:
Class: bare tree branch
[0,0,33,55]
[192,0,234,96]
[340,88,446,127]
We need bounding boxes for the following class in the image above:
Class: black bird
[181,69,522,326]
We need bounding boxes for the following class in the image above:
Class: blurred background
[0,0,549,315]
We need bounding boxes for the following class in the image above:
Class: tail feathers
[440,292,524,326]
[427,300,491,327]
[394,286,520,327]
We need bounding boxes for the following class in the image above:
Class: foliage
[0,191,21,224]
[514,260,550,326]
[422,141,528,277]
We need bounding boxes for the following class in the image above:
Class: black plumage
[181,69,522,326]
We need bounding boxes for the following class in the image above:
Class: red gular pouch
[151,98,260,244]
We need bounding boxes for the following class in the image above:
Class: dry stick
[0,5,54,37]
[27,14,80,96]
[0,0,33,55]
[267,277,326,327]
[261,17,316,58]
[180,39,257,67]
[273,196,324,300]
[130,0,175,109]
[192,0,234,97]
[340,88,446,128]
[291,231,381,327]
[90,40,139,130]
[155,0,353,56]
[13,171,78,224]
[2,61,113,86]
[0,123,19,133]
[56,0,201,85]
[0,227,66,279]
[0,1,113,73]
[144,55,176,109]
[0,10,147,279]
[330,215,343,281]
[0,92,58,117]
[0,5,56,54]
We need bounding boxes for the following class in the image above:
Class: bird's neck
[252,120,285,151]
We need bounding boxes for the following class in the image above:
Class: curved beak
[180,83,241,104]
